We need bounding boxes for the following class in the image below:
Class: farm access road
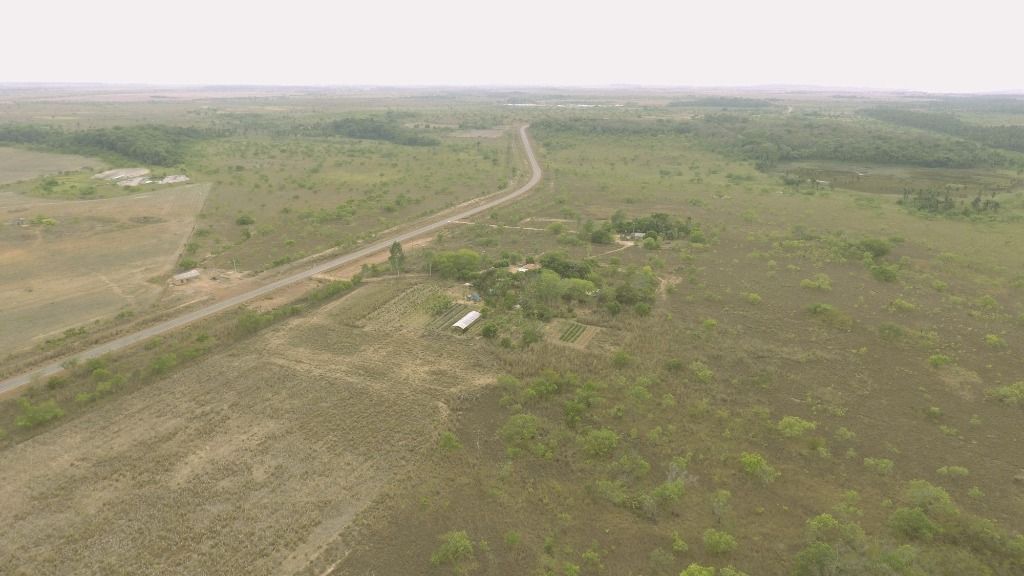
[0,125,543,395]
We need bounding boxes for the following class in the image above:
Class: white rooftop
[172,269,200,281]
[452,310,481,330]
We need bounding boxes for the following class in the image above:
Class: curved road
[0,125,542,394]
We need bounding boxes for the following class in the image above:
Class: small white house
[452,310,481,331]
[172,269,200,285]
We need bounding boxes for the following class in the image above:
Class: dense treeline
[611,211,693,240]
[928,96,1024,115]
[532,117,689,138]
[533,114,1008,169]
[326,117,440,146]
[687,114,1007,170]
[0,123,207,166]
[863,107,1024,154]
[668,97,774,108]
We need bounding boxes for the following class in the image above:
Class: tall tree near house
[389,241,405,276]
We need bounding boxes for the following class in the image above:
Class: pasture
[0,184,207,354]
[0,146,102,185]
[0,277,501,575]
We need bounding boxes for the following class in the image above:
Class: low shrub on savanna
[777,416,817,438]
[863,457,895,476]
[430,530,474,568]
[14,398,64,428]
[800,273,832,291]
[739,452,779,485]
[703,528,738,555]
[807,303,853,329]
[985,381,1024,406]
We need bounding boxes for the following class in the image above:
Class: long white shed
[452,310,481,331]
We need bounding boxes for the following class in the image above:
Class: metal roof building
[452,310,481,331]
[172,269,200,284]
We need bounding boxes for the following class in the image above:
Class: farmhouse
[452,310,481,331]
[171,269,200,285]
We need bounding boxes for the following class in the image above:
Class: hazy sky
[4,0,1022,92]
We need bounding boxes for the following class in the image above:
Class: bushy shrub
[985,381,1024,405]
[869,262,898,282]
[739,452,779,484]
[681,564,716,576]
[937,465,969,478]
[651,480,685,508]
[438,431,461,453]
[800,273,832,291]
[15,398,65,428]
[860,238,892,258]
[690,360,714,383]
[889,507,939,541]
[430,530,474,567]
[581,428,619,458]
[703,528,738,555]
[863,457,895,476]
[777,416,817,438]
[501,413,549,457]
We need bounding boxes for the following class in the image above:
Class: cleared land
[0,184,207,353]
[0,146,103,185]
[0,278,499,575]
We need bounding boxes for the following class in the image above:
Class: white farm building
[452,310,481,331]
[171,269,200,285]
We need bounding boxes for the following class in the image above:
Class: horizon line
[2,81,1023,97]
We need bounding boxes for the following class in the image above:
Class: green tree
[388,241,405,276]
[432,249,482,280]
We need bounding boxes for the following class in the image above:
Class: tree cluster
[0,123,207,166]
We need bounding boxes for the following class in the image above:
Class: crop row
[560,323,586,343]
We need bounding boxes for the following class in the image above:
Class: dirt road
[0,125,542,394]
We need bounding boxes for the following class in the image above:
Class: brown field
[0,146,103,185]
[0,184,208,353]
[0,277,500,575]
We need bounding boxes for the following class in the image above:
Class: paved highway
[0,124,542,394]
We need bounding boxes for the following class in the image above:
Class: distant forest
[863,107,1024,154]
[534,114,1017,170]
[0,124,208,166]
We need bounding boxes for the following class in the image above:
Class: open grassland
[334,109,1024,576]
[0,146,103,185]
[187,130,519,272]
[0,277,502,575]
[0,184,207,353]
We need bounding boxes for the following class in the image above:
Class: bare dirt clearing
[0,147,103,185]
[0,278,499,575]
[0,184,208,353]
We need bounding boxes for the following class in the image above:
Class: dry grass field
[0,146,103,185]
[0,145,102,186]
[0,278,500,575]
[0,183,207,353]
